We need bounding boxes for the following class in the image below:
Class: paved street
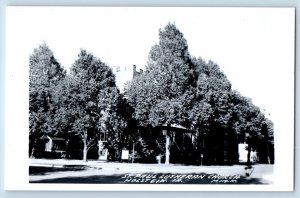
[29,159,274,184]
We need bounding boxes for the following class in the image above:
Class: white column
[165,135,170,165]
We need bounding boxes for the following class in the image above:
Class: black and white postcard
[4,7,295,191]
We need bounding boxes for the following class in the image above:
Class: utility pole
[132,143,135,163]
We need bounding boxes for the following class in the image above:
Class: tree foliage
[126,22,196,127]
[56,49,126,161]
[126,22,274,164]
[29,43,66,157]
[29,44,133,161]
[29,23,274,164]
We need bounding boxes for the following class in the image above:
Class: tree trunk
[83,129,88,162]
[247,143,251,166]
[29,138,37,158]
[165,124,171,165]
[30,147,35,158]
[265,137,271,164]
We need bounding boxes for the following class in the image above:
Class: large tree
[189,58,274,164]
[126,23,198,164]
[126,22,196,127]
[126,22,274,165]
[185,58,238,164]
[56,49,128,161]
[29,43,66,158]
[232,92,274,165]
[97,87,133,161]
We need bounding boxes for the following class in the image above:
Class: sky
[6,7,295,121]
[4,7,295,190]
[7,7,295,118]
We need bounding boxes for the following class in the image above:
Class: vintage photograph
[5,7,295,191]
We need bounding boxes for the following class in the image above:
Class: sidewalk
[29,158,274,180]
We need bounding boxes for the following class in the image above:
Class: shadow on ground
[29,165,87,176]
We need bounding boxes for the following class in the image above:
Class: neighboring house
[238,143,259,163]
[238,143,248,163]
[40,135,66,156]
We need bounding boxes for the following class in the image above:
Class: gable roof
[160,124,195,134]
[40,135,65,141]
